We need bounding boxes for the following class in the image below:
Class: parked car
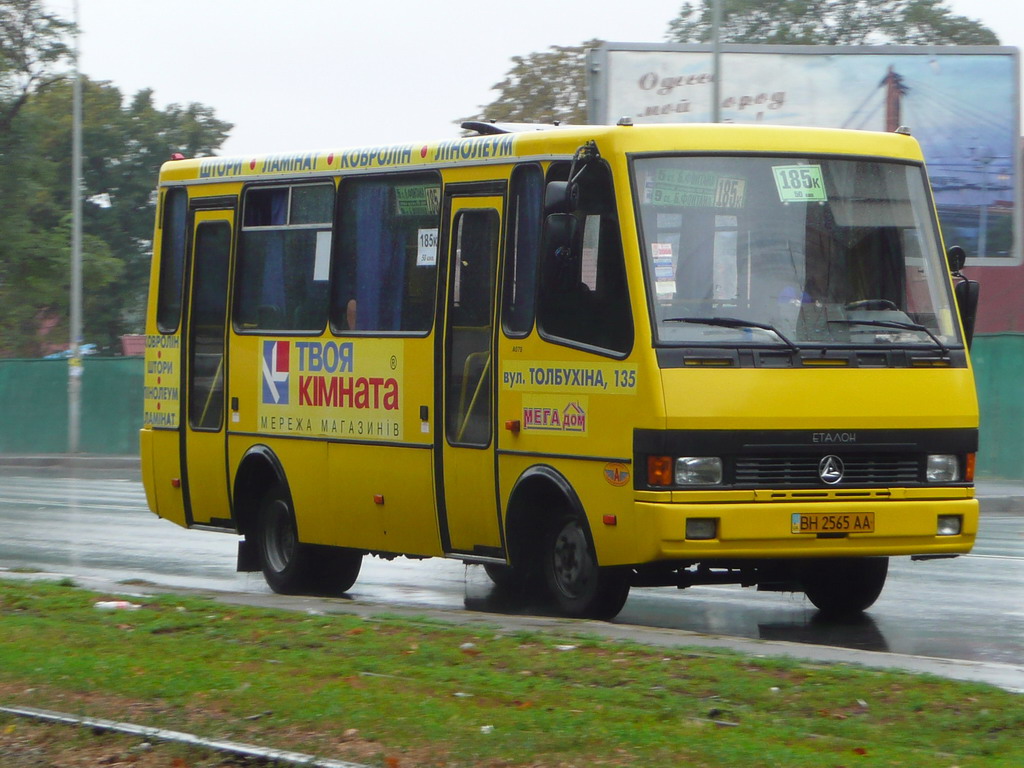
[43,343,97,359]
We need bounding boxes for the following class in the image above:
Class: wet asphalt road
[1,466,1022,671]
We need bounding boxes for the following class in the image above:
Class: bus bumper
[632,495,979,562]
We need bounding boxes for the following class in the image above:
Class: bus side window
[234,183,333,333]
[537,163,633,355]
[188,222,231,430]
[446,209,499,446]
[502,164,543,336]
[156,187,188,333]
[331,172,441,333]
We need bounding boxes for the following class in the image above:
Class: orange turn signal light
[647,455,673,487]
[965,453,976,482]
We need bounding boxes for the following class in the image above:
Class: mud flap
[237,538,260,572]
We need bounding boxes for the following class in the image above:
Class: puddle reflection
[462,565,891,654]
[759,613,889,653]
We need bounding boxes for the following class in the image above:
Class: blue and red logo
[261,341,290,405]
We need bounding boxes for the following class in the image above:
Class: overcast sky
[44,0,1023,157]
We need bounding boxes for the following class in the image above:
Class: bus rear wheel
[543,515,630,620]
[800,557,889,616]
[317,546,363,595]
[257,485,313,594]
[256,484,363,596]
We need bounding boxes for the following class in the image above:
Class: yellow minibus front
[588,124,978,615]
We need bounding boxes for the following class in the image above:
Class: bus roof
[158,123,926,185]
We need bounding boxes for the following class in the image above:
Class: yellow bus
[140,121,980,619]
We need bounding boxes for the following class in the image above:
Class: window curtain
[259,191,289,309]
[353,183,403,330]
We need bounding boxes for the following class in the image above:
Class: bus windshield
[633,155,962,351]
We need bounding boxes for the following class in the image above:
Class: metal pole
[69,0,83,453]
[978,156,990,258]
[711,0,722,123]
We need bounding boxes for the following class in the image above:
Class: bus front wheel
[483,563,516,589]
[482,561,545,605]
[800,557,889,616]
[543,514,630,620]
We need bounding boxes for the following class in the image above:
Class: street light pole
[711,0,722,123]
[69,0,83,453]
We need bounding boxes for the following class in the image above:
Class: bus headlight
[675,457,723,485]
[926,454,961,482]
[937,515,962,536]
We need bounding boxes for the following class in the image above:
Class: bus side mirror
[947,245,967,273]
[545,181,577,214]
[946,245,978,349]
[954,277,980,350]
[545,164,615,216]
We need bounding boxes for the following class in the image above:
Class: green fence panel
[1,338,1021,478]
[80,357,145,454]
[0,359,70,453]
[0,357,144,455]
[972,334,1024,481]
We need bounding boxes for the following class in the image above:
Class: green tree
[0,0,75,356]
[0,0,72,131]
[15,78,233,353]
[667,0,999,45]
[462,40,599,126]
[0,86,122,357]
[1,0,232,357]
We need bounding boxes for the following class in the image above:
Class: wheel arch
[232,444,289,540]
[504,464,592,568]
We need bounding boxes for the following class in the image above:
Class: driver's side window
[537,162,633,355]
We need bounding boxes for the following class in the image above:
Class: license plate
[791,512,875,534]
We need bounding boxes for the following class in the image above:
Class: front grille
[734,454,920,487]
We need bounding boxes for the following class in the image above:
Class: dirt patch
[0,716,249,767]
[0,681,464,767]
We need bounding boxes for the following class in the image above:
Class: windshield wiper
[663,316,800,353]
[827,318,949,355]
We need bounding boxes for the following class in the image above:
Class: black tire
[316,546,362,595]
[800,557,889,616]
[483,563,516,589]
[256,484,363,596]
[543,514,630,620]
[257,484,315,595]
[482,561,542,599]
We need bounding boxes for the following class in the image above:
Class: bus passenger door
[438,193,504,556]
[181,209,234,527]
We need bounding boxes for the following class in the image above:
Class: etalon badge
[818,455,844,485]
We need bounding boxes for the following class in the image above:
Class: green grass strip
[0,580,1021,767]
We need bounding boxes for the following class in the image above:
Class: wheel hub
[264,500,297,574]
[552,523,591,597]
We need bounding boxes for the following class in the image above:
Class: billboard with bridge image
[588,44,1020,264]
[588,44,1021,332]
